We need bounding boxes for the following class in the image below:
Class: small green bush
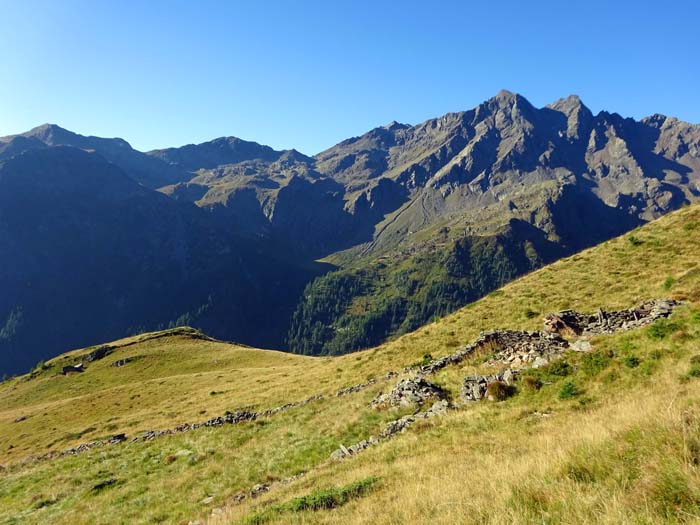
[547,360,573,377]
[628,235,643,246]
[663,276,676,290]
[243,477,379,524]
[411,353,434,368]
[648,319,678,340]
[559,381,581,400]
[688,366,700,378]
[580,351,612,376]
[638,360,657,376]
[624,356,641,368]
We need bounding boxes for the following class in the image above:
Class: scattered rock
[570,340,593,352]
[201,496,214,505]
[330,448,346,461]
[424,399,449,417]
[462,369,519,402]
[372,378,447,408]
[22,393,324,465]
[532,356,549,368]
[14,416,27,423]
[336,379,376,396]
[250,483,270,498]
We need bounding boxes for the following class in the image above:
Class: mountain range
[1,90,699,375]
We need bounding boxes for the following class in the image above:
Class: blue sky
[1,0,698,154]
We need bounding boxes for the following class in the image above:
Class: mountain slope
[0,147,321,375]
[0,204,698,524]
[286,91,700,355]
[2,91,700,374]
[154,139,371,257]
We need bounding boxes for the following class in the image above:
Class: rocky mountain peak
[22,123,132,150]
[547,94,590,117]
[384,121,410,132]
[547,95,594,140]
[472,89,538,129]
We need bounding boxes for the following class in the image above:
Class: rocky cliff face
[315,90,699,253]
[149,91,700,259]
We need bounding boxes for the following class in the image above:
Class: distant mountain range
[1,90,699,374]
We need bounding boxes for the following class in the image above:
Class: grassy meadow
[1,205,700,524]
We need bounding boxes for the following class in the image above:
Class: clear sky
[1,0,698,155]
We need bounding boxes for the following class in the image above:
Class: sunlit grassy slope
[1,205,700,524]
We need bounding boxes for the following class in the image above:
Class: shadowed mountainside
[0,147,322,374]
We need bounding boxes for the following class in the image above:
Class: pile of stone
[544,299,682,336]
[481,330,570,368]
[371,378,447,408]
[330,298,682,464]
[462,369,518,402]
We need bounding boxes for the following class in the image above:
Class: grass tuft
[243,476,379,524]
[558,381,582,400]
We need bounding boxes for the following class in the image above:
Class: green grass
[1,204,700,524]
[243,476,379,524]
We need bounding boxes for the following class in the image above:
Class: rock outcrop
[371,378,447,408]
[544,299,681,336]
